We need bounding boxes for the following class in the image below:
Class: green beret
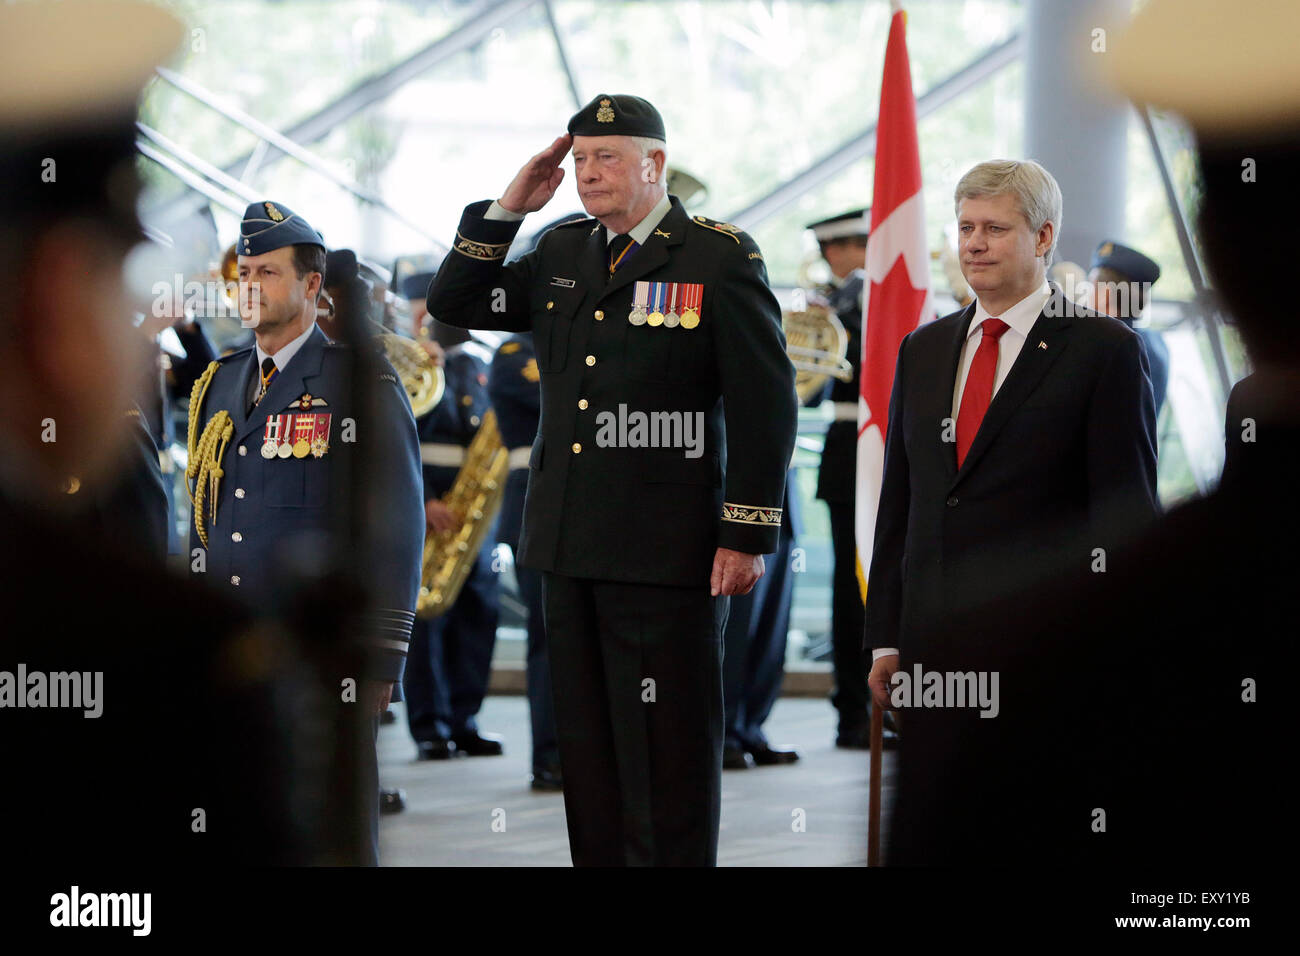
[568,93,665,140]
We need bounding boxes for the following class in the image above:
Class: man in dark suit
[426,93,797,865]
[881,0,1290,866]
[864,158,1160,713]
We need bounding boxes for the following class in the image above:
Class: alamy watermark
[0,664,103,718]
[595,404,705,459]
[890,663,1000,718]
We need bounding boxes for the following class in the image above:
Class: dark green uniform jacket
[427,195,797,588]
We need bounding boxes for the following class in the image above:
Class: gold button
[230,575,241,586]
[585,355,595,366]
[578,399,588,410]
[238,445,247,456]
[546,301,554,310]
[235,488,246,499]
[572,442,582,454]
[232,532,242,543]
[594,310,604,321]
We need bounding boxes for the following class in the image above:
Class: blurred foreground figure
[885,0,1287,866]
[0,0,316,867]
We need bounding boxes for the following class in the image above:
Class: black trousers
[542,573,728,866]
[828,501,869,732]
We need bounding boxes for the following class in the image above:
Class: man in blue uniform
[426,94,797,865]
[399,272,505,759]
[1087,240,1169,415]
[488,331,562,789]
[186,201,424,862]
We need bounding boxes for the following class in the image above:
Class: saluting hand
[499,134,573,215]
[711,548,764,597]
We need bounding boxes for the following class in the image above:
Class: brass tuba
[416,408,510,618]
[380,332,444,420]
[783,303,854,404]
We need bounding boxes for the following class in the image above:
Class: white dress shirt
[872,280,1051,664]
[950,281,1052,421]
[485,192,672,247]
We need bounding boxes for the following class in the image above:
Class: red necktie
[955,318,1010,468]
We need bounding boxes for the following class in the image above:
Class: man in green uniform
[426,93,797,866]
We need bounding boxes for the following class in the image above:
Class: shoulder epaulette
[218,345,252,362]
[690,215,744,244]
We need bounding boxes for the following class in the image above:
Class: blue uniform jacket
[187,324,424,682]
[487,333,541,552]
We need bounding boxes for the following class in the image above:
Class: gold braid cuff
[453,232,512,261]
[721,502,783,526]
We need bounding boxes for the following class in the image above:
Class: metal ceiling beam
[201,0,540,182]
[728,31,1024,230]
[543,0,583,107]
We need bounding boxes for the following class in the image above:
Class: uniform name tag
[550,277,576,288]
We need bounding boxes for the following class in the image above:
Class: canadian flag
[856,1,933,596]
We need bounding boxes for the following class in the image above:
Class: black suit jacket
[864,289,1160,656]
[427,196,797,588]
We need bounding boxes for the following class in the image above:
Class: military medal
[628,282,649,325]
[664,283,681,328]
[262,414,284,458]
[680,283,703,329]
[310,413,332,458]
[291,414,314,458]
[647,282,665,327]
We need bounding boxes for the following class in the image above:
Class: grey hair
[954,159,1062,265]
[627,136,667,191]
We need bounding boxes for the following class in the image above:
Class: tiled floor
[378,695,895,866]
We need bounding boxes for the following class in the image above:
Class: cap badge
[596,98,615,123]
[264,202,285,222]
[1098,241,1113,257]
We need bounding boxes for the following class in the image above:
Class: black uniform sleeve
[862,341,911,654]
[426,201,535,333]
[712,233,798,555]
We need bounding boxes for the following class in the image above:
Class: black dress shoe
[416,737,455,760]
[379,788,406,814]
[380,708,397,725]
[750,743,800,766]
[836,727,871,750]
[451,730,504,757]
[530,766,563,791]
[723,745,754,770]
